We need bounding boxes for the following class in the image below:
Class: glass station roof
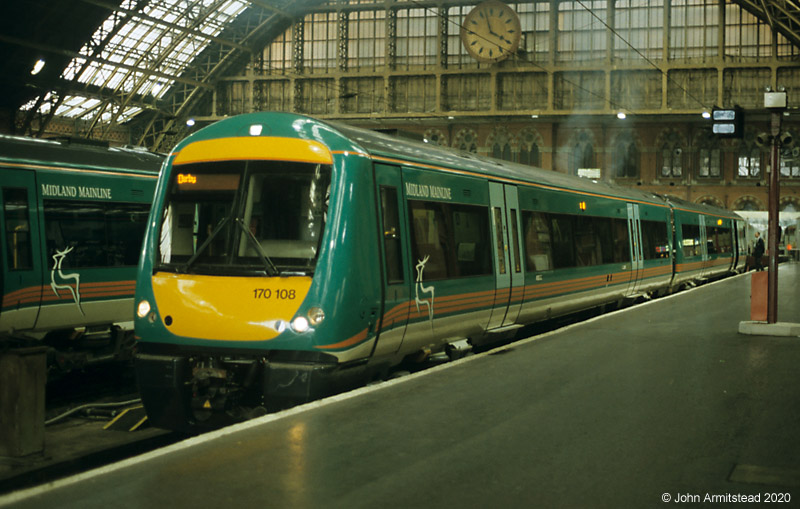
[27,0,249,124]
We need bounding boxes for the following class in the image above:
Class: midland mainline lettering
[405,182,452,200]
[42,184,112,200]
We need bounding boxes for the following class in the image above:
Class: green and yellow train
[133,112,747,432]
[0,135,163,371]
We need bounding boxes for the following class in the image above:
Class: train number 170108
[253,288,296,300]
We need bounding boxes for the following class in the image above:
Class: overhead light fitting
[30,59,45,75]
[617,112,627,120]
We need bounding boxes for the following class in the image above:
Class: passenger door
[488,182,525,328]
[0,169,43,333]
[626,203,644,296]
[699,216,710,276]
[372,164,411,356]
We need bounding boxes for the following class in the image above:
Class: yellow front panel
[172,137,333,166]
[151,273,312,341]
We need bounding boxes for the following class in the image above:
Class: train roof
[324,119,744,219]
[171,112,740,220]
[0,134,164,175]
[325,120,667,207]
[662,195,743,220]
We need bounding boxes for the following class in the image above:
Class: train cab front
[133,121,355,432]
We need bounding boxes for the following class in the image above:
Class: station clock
[460,1,521,63]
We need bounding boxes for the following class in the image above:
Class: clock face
[460,1,521,63]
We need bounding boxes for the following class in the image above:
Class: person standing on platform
[753,231,765,271]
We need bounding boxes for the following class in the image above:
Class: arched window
[660,132,684,177]
[779,132,800,178]
[454,129,478,153]
[696,133,721,178]
[570,132,594,175]
[779,157,800,178]
[780,199,799,212]
[697,196,724,208]
[613,136,639,178]
[492,142,512,161]
[737,141,761,178]
[733,196,762,211]
[488,127,513,162]
[519,144,541,166]
[518,128,542,167]
[423,128,447,146]
[698,147,721,177]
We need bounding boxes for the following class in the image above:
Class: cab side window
[2,188,32,270]
[379,186,404,284]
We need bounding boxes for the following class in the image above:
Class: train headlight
[136,300,151,318]
[307,307,325,326]
[291,316,310,333]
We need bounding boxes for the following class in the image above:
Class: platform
[2,264,800,508]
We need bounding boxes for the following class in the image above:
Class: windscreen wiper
[183,214,231,272]
[235,217,279,276]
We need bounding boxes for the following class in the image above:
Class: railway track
[0,363,181,496]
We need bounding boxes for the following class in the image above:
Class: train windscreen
[156,160,331,276]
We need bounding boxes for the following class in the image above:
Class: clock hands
[486,16,499,37]
[485,14,512,48]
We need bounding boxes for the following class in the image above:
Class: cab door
[371,164,411,357]
[488,182,525,328]
[0,169,43,333]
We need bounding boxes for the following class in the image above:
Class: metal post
[767,110,781,324]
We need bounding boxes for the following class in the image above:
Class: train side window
[521,211,552,271]
[408,200,491,280]
[493,207,506,274]
[44,201,105,268]
[575,215,601,267]
[43,200,149,268]
[612,218,630,263]
[641,220,670,260]
[681,223,701,257]
[550,214,575,269]
[509,209,522,273]
[379,186,404,284]
[452,205,492,276]
[705,226,732,255]
[106,204,151,266]
[592,217,615,264]
[722,227,732,253]
[409,201,450,280]
[706,227,717,254]
[2,188,33,270]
